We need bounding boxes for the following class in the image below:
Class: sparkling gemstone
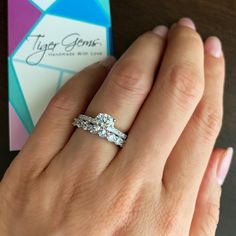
[90,129,96,134]
[83,121,89,130]
[77,123,82,128]
[96,113,114,128]
[90,125,100,134]
[98,129,107,137]
[87,124,93,130]
[115,138,123,146]
[107,134,116,142]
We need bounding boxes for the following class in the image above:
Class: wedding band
[73,113,127,147]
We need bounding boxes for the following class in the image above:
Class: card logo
[26,33,103,65]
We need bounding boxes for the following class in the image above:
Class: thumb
[190,147,233,236]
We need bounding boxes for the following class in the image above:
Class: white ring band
[73,113,127,147]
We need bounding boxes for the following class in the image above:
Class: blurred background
[1,1,236,235]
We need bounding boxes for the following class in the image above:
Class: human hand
[0,18,233,236]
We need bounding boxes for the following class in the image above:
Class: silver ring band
[73,113,127,147]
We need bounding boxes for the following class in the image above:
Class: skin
[0,18,226,235]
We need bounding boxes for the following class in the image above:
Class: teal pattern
[9,0,112,135]
[8,59,34,134]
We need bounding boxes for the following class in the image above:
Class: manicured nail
[178,17,196,30]
[100,56,116,70]
[204,36,222,58]
[217,147,234,186]
[152,25,168,38]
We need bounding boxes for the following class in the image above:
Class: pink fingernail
[204,36,222,58]
[152,25,168,38]
[217,147,234,186]
[100,56,116,70]
[178,17,196,30]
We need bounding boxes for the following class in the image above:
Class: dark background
[1,0,236,235]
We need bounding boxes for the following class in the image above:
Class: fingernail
[178,17,196,30]
[100,56,116,70]
[204,36,222,58]
[217,147,234,186]
[152,25,168,38]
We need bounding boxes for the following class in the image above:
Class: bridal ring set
[73,113,127,148]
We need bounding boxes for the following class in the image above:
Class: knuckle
[108,60,151,98]
[194,103,223,139]
[206,202,220,227]
[173,27,203,45]
[199,202,219,236]
[160,206,182,235]
[159,192,187,235]
[167,63,204,106]
[199,225,216,236]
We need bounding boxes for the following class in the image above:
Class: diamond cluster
[73,113,126,147]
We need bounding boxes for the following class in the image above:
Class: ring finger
[60,25,169,174]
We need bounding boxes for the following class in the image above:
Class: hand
[0,18,232,236]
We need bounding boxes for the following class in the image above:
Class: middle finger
[116,19,205,181]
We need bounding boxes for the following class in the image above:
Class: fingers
[190,148,233,236]
[163,36,225,196]
[15,58,115,177]
[118,19,204,179]
[60,26,168,174]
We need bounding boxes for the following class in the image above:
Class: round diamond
[96,113,114,129]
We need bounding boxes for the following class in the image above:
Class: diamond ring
[73,113,127,147]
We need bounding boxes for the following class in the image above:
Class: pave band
[73,113,127,147]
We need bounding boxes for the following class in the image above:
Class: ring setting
[73,113,127,147]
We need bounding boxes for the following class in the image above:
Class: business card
[8,0,112,151]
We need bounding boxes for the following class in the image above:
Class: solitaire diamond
[96,113,115,129]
